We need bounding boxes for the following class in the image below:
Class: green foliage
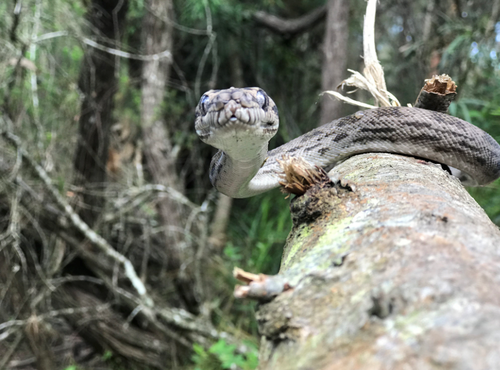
[62,45,84,63]
[102,350,113,361]
[209,192,292,335]
[69,1,86,17]
[115,65,142,125]
[179,0,250,26]
[191,340,258,370]
[450,98,500,224]
[227,191,291,274]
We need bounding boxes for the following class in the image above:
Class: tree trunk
[73,0,128,225]
[320,0,349,125]
[140,0,199,309]
[208,35,247,249]
[257,153,500,370]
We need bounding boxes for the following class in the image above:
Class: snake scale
[195,87,500,198]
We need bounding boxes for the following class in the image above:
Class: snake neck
[210,146,276,198]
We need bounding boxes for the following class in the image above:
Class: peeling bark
[257,153,500,370]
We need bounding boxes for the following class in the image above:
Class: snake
[195,87,500,198]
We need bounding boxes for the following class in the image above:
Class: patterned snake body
[195,87,500,198]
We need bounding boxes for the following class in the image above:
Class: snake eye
[256,90,267,109]
[199,94,210,114]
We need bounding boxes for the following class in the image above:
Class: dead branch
[0,148,243,363]
[254,5,327,36]
[414,74,457,112]
[0,129,151,303]
[9,0,23,44]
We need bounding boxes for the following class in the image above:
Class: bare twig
[194,2,216,99]
[29,0,43,151]
[0,304,112,332]
[0,331,23,368]
[322,90,376,109]
[9,0,23,43]
[254,5,327,35]
[112,0,126,79]
[8,183,29,288]
[33,31,172,61]
[144,1,210,36]
[233,267,291,301]
[82,36,171,61]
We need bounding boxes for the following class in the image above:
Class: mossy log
[257,153,500,370]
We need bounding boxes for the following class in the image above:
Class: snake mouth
[223,112,259,127]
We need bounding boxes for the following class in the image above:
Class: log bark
[257,153,500,370]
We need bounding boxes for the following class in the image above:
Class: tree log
[257,153,500,369]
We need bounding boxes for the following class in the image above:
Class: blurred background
[0,0,499,369]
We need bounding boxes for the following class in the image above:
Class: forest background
[0,0,499,369]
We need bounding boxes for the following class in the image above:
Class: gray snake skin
[195,87,500,198]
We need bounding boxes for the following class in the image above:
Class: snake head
[195,87,279,159]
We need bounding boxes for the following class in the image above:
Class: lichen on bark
[257,153,500,370]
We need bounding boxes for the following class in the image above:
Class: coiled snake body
[195,87,500,198]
